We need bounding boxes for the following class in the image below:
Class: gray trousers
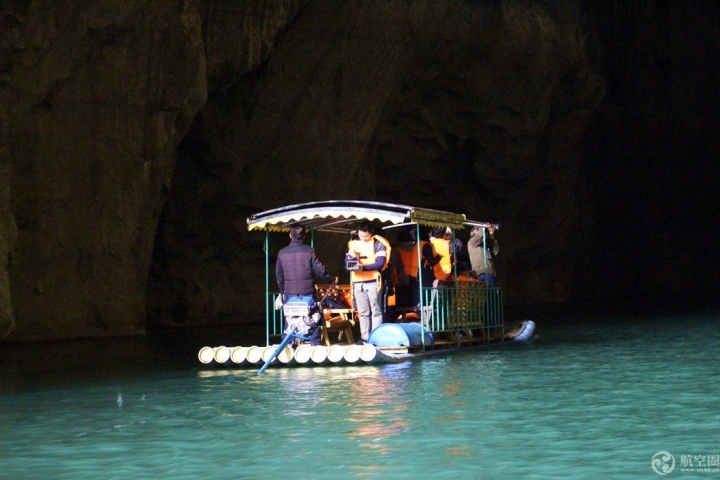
[353,281,383,341]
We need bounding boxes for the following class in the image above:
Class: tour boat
[197,200,536,372]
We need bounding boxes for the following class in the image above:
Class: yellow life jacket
[348,235,390,285]
[431,238,452,280]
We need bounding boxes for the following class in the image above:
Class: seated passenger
[454,261,479,282]
[395,227,441,307]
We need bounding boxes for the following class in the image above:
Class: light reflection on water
[2,306,720,479]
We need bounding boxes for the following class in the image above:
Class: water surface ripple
[2,305,719,479]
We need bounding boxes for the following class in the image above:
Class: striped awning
[246,200,471,233]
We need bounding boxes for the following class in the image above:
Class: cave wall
[577,1,720,300]
[1,1,207,340]
[2,0,716,342]
[1,94,17,337]
[146,0,604,328]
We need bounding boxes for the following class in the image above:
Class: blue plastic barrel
[368,323,434,347]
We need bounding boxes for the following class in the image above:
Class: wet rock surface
[1,1,717,340]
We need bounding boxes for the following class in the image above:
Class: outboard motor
[282,295,322,337]
[258,284,337,374]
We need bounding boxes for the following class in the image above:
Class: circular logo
[651,451,675,475]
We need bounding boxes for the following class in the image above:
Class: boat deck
[197,320,534,368]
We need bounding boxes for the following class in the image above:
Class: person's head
[356,221,373,242]
[397,229,412,243]
[289,223,306,241]
[432,227,445,238]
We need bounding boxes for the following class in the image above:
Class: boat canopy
[246,200,497,233]
[247,200,502,347]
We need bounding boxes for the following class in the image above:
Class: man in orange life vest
[346,221,390,343]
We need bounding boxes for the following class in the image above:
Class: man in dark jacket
[276,223,336,345]
[468,225,499,287]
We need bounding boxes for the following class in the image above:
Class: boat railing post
[265,228,270,346]
[498,287,505,338]
[451,228,459,345]
[415,223,426,350]
[482,227,488,279]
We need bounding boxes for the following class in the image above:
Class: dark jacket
[276,239,334,296]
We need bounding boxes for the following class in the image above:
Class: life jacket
[397,240,431,278]
[348,235,391,285]
[431,237,452,280]
[456,273,480,282]
[398,245,418,279]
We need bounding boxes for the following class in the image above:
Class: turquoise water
[2,301,719,479]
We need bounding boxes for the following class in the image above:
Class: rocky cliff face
[1,1,207,339]
[1,105,16,337]
[1,1,715,341]
[145,0,603,330]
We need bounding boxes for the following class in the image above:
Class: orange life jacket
[348,235,391,285]
[456,273,479,282]
[398,240,434,278]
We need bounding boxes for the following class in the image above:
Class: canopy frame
[246,200,501,347]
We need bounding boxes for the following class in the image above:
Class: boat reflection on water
[267,364,413,462]
[275,364,411,454]
[192,357,507,475]
[342,364,411,459]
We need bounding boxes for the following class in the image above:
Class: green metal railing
[267,284,504,347]
[419,283,504,344]
[267,292,285,345]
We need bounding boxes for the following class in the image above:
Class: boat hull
[198,320,535,369]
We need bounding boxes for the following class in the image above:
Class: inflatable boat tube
[198,346,215,364]
[245,346,264,364]
[368,322,434,347]
[294,345,313,364]
[327,345,348,363]
[214,346,231,363]
[230,346,247,364]
[513,320,536,342]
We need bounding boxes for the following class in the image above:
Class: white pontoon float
[198,200,535,371]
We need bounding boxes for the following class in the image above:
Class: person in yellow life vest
[429,226,465,281]
[346,221,389,343]
[430,227,454,281]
